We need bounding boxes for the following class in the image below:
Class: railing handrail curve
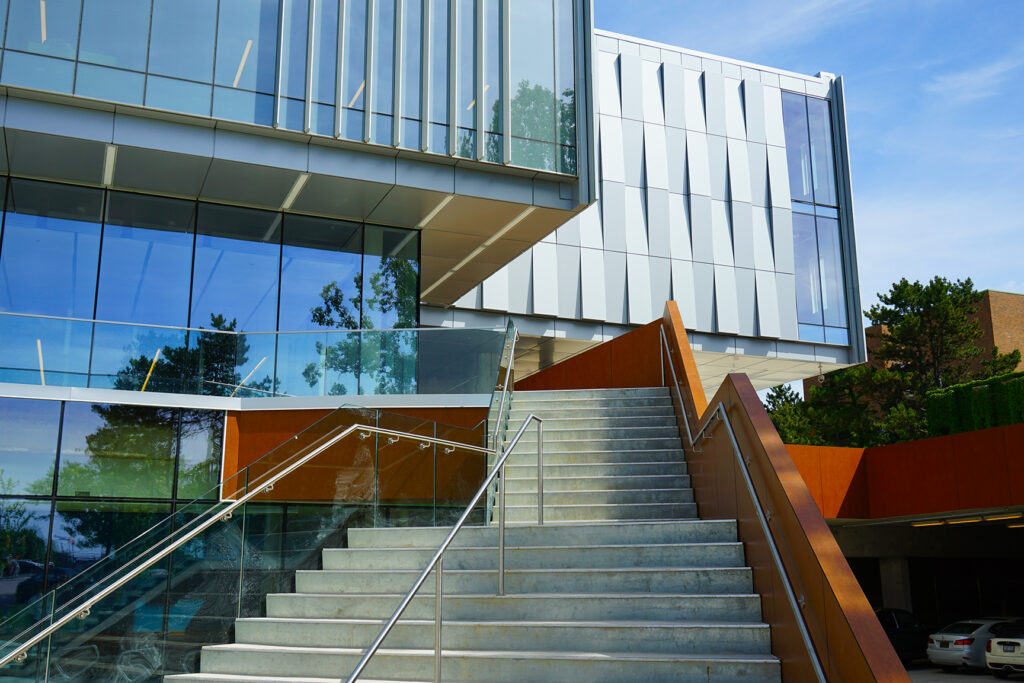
[0,423,493,668]
[346,412,544,683]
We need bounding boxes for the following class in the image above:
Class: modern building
[0,0,870,678]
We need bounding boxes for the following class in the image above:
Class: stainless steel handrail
[659,325,695,448]
[0,424,493,669]
[347,413,545,683]
[693,403,827,683]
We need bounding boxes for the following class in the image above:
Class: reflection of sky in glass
[191,234,279,331]
[0,398,60,495]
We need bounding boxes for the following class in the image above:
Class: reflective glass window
[145,76,213,117]
[75,63,144,104]
[481,0,501,162]
[792,211,822,325]
[400,0,423,122]
[798,323,825,343]
[0,180,103,318]
[372,0,396,116]
[311,102,336,136]
[361,225,418,329]
[6,0,81,59]
[427,0,449,153]
[816,216,846,328]
[213,86,274,125]
[554,0,575,173]
[280,0,309,102]
[1,50,74,93]
[342,0,368,134]
[190,204,281,332]
[0,0,7,41]
[781,92,812,204]
[88,322,187,391]
[0,498,52,608]
[312,0,339,107]
[149,0,217,83]
[825,327,849,346]
[95,193,195,327]
[78,0,150,71]
[807,97,838,206]
[175,409,224,500]
[57,403,176,499]
[510,0,555,142]
[279,216,363,331]
[51,499,169,566]
[215,0,279,95]
[0,315,93,386]
[281,97,306,130]
[455,0,476,156]
[0,398,61,495]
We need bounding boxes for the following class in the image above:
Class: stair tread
[300,566,747,575]
[329,541,736,552]
[271,591,761,599]
[201,642,778,662]
[239,617,768,628]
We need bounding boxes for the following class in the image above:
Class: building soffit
[0,91,588,307]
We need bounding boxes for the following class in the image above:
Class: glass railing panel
[229,331,278,398]
[273,330,329,397]
[86,323,188,392]
[359,330,418,395]
[321,329,362,396]
[375,411,437,527]
[435,421,488,526]
[0,591,54,681]
[418,327,507,394]
[0,315,92,387]
[184,327,241,397]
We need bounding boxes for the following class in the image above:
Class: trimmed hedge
[926,371,1024,437]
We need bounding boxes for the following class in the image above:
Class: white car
[927,618,1007,670]
[986,620,1024,678]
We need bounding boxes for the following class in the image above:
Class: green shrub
[926,371,1024,436]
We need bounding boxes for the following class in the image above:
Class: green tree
[763,385,819,445]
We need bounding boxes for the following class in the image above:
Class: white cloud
[923,51,1024,103]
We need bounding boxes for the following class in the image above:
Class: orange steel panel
[950,427,1013,509]
[1005,423,1024,501]
[786,445,869,519]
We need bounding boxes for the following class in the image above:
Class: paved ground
[906,662,1004,681]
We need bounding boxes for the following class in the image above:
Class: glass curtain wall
[782,91,848,345]
[0,178,421,394]
[0,0,580,175]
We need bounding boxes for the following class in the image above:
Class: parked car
[926,618,1009,671]
[875,607,929,664]
[986,620,1024,678]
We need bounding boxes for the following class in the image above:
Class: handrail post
[498,463,506,596]
[434,556,443,683]
[537,419,544,525]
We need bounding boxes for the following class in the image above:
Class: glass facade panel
[0,315,93,386]
[0,180,103,318]
[148,0,217,83]
[74,63,145,104]
[372,0,396,118]
[427,0,449,153]
[0,498,53,613]
[0,50,75,93]
[280,0,310,101]
[401,0,423,123]
[510,0,556,151]
[87,323,187,390]
[215,0,279,95]
[57,402,176,499]
[807,97,838,207]
[0,398,60,495]
[145,75,213,116]
[554,0,576,174]
[816,216,846,328]
[455,0,476,155]
[782,91,813,204]
[362,225,419,329]
[793,211,822,326]
[95,192,195,326]
[191,204,281,332]
[279,216,363,331]
[341,0,368,136]
[311,0,338,106]
[175,409,224,500]
[77,0,150,70]
[213,86,275,125]
[6,0,81,59]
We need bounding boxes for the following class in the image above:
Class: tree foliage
[765,277,1022,447]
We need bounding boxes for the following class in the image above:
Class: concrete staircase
[166,387,780,682]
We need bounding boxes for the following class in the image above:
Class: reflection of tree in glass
[303,257,419,395]
[506,80,576,173]
[0,473,46,577]
[111,314,276,397]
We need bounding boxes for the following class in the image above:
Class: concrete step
[265,592,763,623]
[321,542,741,570]
[509,438,682,453]
[233,617,771,655]
[512,425,681,441]
[504,501,698,523]
[508,406,675,419]
[514,387,669,399]
[187,644,780,682]
[505,473,690,493]
[294,566,754,595]
[526,415,679,429]
[503,487,694,506]
[508,396,671,409]
[347,520,737,549]
[505,460,687,478]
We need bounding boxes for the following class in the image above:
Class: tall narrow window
[311,0,339,135]
[342,0,369,140]
[427,0,450,153]
[509,0,556,170]
[280,0,311,130]
[371,0,397,144]
[454,0,476,157]
[400,0,424,150]
[482,0,502,162]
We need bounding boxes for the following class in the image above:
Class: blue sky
[593,0,1024,318]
